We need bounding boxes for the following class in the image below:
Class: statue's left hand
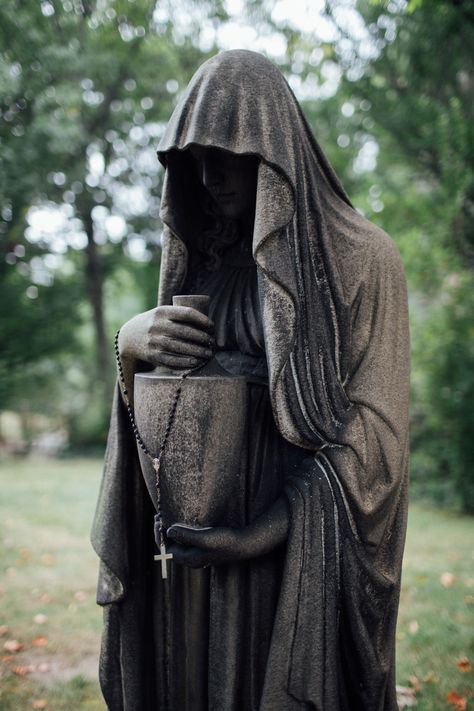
[166,495,289,569]
[166,526,243,568]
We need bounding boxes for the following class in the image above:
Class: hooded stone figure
[92,50,410,711]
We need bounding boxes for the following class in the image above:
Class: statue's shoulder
[367,224,405,283]
[331,203,406,302]
[351,202,404,269]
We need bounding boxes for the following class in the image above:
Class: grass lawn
[397,505,473,709]
[0,457,104,711]
[0,457,473,710]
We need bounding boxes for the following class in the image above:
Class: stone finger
[153,335,213,359]
[165,306,214,332]
[158,321,215,347]
[153,352,206,369]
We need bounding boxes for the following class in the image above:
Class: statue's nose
[202,161,224,190]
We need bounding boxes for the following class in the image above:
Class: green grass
[397,505,474,709]
[0,457,104,711]
[0,457,473,710]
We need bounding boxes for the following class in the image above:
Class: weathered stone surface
[92,49,410,711]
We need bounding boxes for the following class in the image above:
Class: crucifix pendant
[154,543,173,579]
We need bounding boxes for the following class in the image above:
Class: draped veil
[93,50,409,710]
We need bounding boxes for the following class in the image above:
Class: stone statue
[92,50,410,710]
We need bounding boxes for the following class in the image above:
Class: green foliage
[411,276,474,512]
[0,0,225,446]
[303,0,474,512]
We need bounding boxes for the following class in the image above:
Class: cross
[154,543,173,579]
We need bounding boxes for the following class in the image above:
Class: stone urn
[134,295,249,529]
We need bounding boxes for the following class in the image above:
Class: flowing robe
[94,246,308,710]
[92,50,410,711]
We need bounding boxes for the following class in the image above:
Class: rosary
[114,330,191,579]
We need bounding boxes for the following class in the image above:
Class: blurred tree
[0,0,229,446]
[0,0,220,381]
[0,241,83,449]
[315,0,474,511]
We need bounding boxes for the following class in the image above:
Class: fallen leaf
[446,690,467,710]
[12,664,34,676]
[396,685,417,708]
[440,572,455,588]
[424,670,438,683]
[32,701,48,709]
[465,595,474,606]
[4,639,23,653]
[409,675,422,693]
[31,636,48,647]
[37,662,51,673]
[40,594,51,604]
[456,657,471,673]
[0,625,8,636]
[33,614,47,625]
[409,620,419,635]
[40,554,54,567]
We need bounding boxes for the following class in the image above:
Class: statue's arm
[116,305,215,402]
[166,494,290,568]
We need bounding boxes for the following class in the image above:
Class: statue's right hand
[118,305,215,371]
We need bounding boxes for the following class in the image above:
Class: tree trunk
[83,210,111,388]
